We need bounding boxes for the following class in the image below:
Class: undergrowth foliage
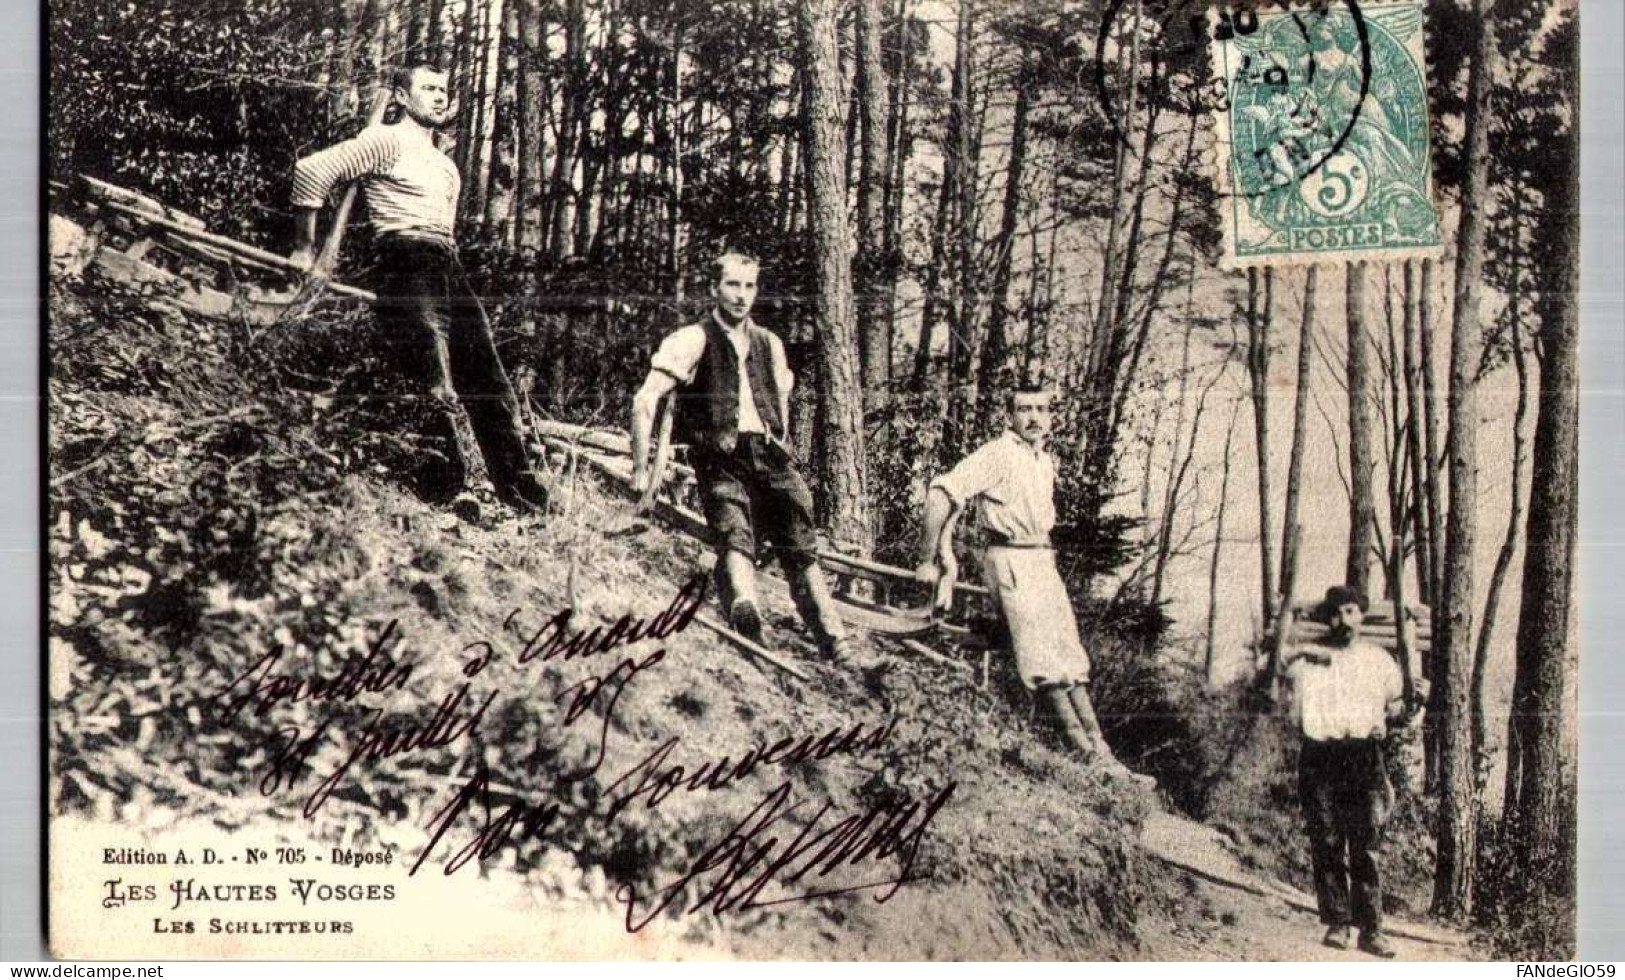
[49,261,1154,954]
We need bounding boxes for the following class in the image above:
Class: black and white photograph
[43,0,1583,961]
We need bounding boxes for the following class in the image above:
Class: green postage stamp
[1210,1,1446,268]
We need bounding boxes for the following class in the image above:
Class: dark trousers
[371,236,539,504]
[690,434,819,570]
[1299,737,1388,933]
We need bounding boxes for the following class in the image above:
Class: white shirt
[648,312,794,435]
[1286,640,1403,741]
[930,430,1058,546]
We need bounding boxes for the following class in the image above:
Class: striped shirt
[291,124,459,244]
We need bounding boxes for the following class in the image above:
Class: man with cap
[630,251,850,660]
[1283,584,1406,958]
[913,386,1152,789]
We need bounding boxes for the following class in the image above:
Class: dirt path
[1138,810,1478,961]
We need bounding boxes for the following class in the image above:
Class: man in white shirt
[914,387,1152,789]
[1283,585,1406,958]
[290,62,548,517]
[630,253,848,660]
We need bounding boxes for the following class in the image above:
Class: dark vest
[672,315,785,454]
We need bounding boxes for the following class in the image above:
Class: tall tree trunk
[882,0,912,387]
[974,55,1033,435]
[405,0,428,58]
[1247,268,1278,632]
[1432,0,1496,920]
[425,0,446,62]
[911,38,960,394]
[1402,260,1433,605]
[1420,257,1444,608]
[942,0,977,464]
[666,21,683,305]
[1346,260,1377,597]
[517,0,545,253]
[1206,405,1241,686]
[483,0,520,245]
[1280,266,1318,611]
[461,0,495,234]
[549,0,587,259]
[855,0,891,410]
[1149,283,1201,606]
[798,0,872,554]
[1475,194,1531,801]
[1420,255,1445,792]
[1504,36,1580,928]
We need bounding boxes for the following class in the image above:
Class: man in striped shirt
[290,62,547,516]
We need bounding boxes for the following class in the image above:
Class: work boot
[730,597,765,645]
[1063,685,1157,792]
[1323,925,1354,950]
[1357,930,1397,959]
[818,634,855,664]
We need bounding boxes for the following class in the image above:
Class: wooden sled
[51,174,375,324]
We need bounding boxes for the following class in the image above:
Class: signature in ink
[618,778,956,932]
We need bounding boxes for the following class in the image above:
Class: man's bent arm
[289,208,320,265]
[631,371,678,488]
[918,487,960,568]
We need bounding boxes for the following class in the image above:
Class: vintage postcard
[46,0,1580,961]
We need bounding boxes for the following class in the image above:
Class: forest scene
[46,0,1579,961]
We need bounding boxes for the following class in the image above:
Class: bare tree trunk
[1420,257,1444,607]
[405,0,428,58]
[1346,260,1377,597]
[426,0,446,62]
[1475,196,1531,801]
[549,0,587,259]
[1246,267,1277,631]
[1402,261,1433,605]
[974,55,1033,435]
[483,0,520,245]
[942,0,977,463]
[461,0,495,235]
[1206,405,1241,686]
[1504,37,1580,925]
[798,0,872,554]
[911,56,959,393]
[666,20,683,305]
[882,0,912,387]
[1280,266,1318,602]
[1420,254,1444,792]
[855,0,891,410]
[517,0,545,253]
[1432,0,1496,921]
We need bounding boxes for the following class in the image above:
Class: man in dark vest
[630,252,849,659]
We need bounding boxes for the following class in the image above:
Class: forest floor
[46,217,1482,960]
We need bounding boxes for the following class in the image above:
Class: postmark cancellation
[1209,1,1446,269]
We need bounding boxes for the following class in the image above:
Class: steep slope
[47,241,1155,959]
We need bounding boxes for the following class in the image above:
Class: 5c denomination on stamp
[1211,0,1445,268]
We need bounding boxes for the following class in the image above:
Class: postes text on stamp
[1210,1,1445,269]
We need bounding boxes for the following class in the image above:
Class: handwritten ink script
[203,572,953,930]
